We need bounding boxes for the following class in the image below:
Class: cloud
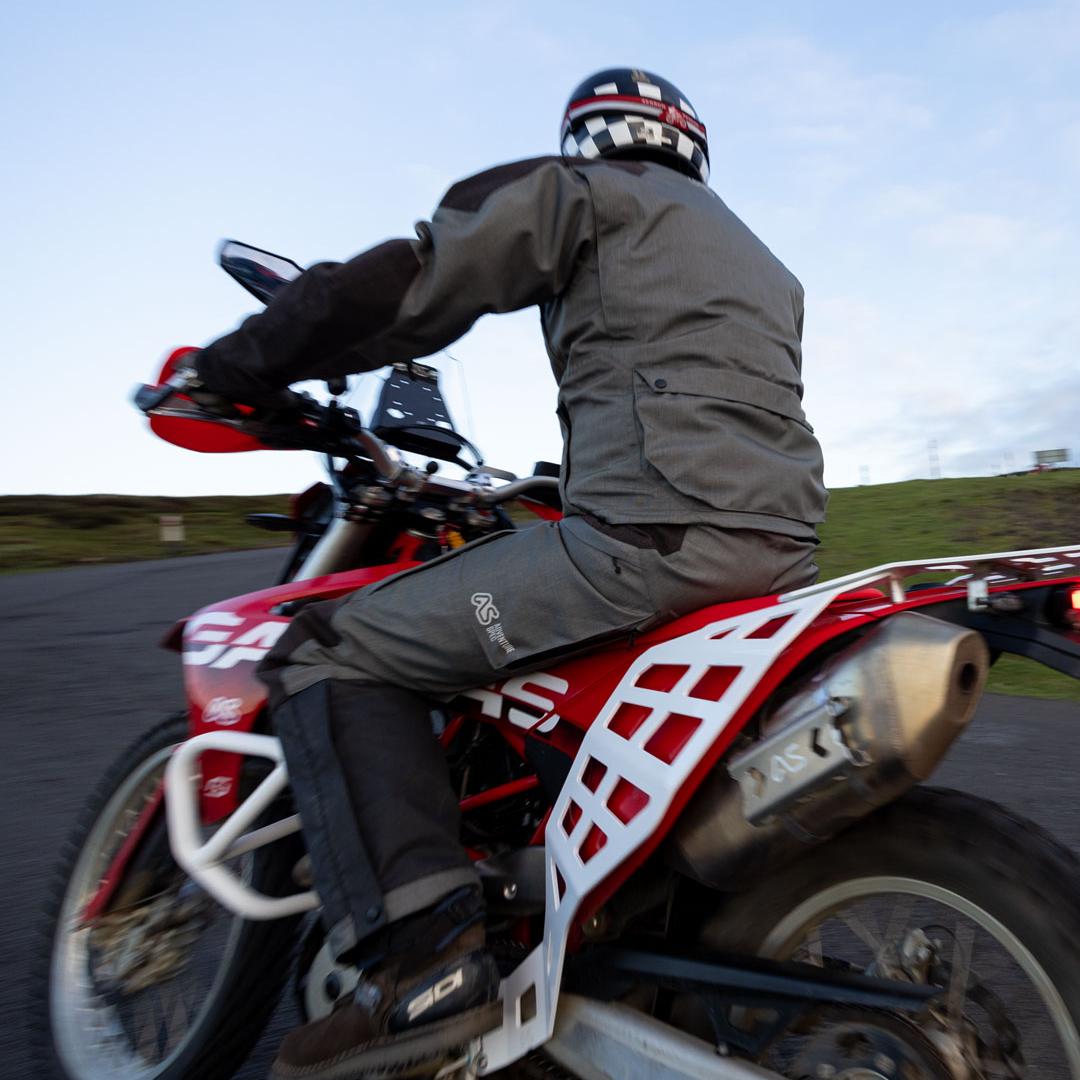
[913,210,1064,265]
[696,33,934,183]
[701,27,1080,494]
[723,34,932,135]
[866,182,956,222]
[915,211,1025,256]
[807,257,1080,489]
[880,366,1080,478]
[7,5,1080,502]
[1059,118,1080,175]
[961,1,1080,77]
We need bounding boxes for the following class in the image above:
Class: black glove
[185,349,299,415]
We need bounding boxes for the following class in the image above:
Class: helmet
[561,68,709,184]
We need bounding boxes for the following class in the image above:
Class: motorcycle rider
[189,68,828,1079]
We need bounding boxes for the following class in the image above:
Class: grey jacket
[197,156,827,538]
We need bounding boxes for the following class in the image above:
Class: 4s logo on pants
[470,593,500,627]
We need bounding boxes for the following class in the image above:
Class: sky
[2,1,1079,496]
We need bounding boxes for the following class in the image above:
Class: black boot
[271,888,501,1079]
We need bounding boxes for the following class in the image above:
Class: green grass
[814,470,1080,580]
[4,471,1080,699]
[813,470,1080,701]
[0,494,293,573]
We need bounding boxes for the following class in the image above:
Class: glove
[163,352,240,419]
[185,349,299,415]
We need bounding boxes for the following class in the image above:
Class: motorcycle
[31,240,1080,1080]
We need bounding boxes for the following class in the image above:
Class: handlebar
[354,429,403,483]
[134,372,558,506]
[476,476,559,504]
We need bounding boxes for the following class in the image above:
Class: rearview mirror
[219,239,303,305]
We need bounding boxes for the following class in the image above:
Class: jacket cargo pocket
[632,366,826,526]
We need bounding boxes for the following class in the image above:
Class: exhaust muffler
[668,612,989,886]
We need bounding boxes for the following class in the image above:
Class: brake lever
[132,366,200,413]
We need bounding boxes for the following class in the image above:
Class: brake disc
[786,1010,954,1080]
[89,890,211,994]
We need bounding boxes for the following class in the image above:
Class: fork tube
[294,517,373,580]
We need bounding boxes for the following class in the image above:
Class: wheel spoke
[47,730,263,1079]
[803,925,824,967]
[164,983,190,1057]
[838,905,882,954]
[884,894,916,949]
[134,992,158,1063]
[947,918,976,1026]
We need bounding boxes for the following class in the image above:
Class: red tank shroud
[179,563,416,821]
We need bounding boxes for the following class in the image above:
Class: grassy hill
[0,493,294,572]
[814,470,1080,581]
[811,470,1080,702]
[3,470,1079,699]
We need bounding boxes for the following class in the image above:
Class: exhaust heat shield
[669,612,989,887]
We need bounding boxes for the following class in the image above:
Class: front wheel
[30,714,302,1080]
[696,787,1080,1078]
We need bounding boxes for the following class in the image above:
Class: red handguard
[147,348,273,454]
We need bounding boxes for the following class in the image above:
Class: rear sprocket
[784,1008,953,1079]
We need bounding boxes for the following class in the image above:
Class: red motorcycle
[33,242,1080,1080]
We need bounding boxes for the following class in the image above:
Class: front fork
[292,517,374,581]
[79,782,168,925]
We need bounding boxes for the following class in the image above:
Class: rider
[190,68,828,1079]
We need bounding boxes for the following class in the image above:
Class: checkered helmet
[561,68,709,184]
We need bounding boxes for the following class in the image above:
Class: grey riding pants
[258,515,817,957]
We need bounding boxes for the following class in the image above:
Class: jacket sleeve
[195,158,594,402]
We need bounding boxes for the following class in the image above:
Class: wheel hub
[89,890,210,994]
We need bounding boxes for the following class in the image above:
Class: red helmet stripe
[563,95,707,140]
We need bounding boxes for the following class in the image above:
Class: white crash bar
[165,730,319,919]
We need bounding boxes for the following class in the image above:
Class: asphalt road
[3,550,1080,1078]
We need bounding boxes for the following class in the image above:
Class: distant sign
[1034,449,1070,465]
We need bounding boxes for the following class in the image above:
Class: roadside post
[160,514,186,549]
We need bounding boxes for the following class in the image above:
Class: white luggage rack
[782,542,1080,608]
[164,542,1080,1072]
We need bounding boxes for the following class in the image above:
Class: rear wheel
[696,787,1080,1078]
[30,714,302,1080]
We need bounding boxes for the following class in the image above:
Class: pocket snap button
[654,378,668,389]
